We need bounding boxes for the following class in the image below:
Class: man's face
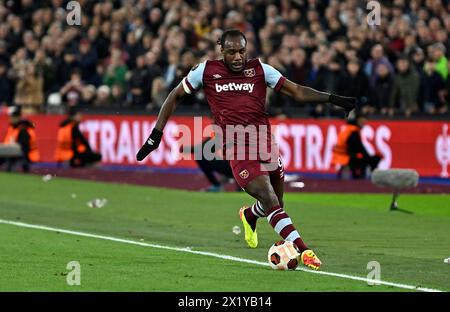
[221,36,247,73]
[371,45,383,60]
[357,117,367,127]
[79,42,90,54]
[73,112,82,122]
[71,73,81,83]
[397,59,409,72]
[376,64,389,77]
[433,48,443,60]
[347,62,359,75]
[9,116,20,124]
[413,51,424,63]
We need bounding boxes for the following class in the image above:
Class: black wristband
[151,128,163,141]
[329,94,356,110]
[329,94,340,105]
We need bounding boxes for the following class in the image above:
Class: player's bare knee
[244,176,279,211]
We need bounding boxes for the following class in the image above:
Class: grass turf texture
[0,172,449,291]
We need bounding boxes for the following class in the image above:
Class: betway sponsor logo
[215,83,254,93]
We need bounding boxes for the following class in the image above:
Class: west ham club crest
[244,68,256,77]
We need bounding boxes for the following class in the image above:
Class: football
[268,240,301,270]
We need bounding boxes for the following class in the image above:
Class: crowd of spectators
[0,0,449,118]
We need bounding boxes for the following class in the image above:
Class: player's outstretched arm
[279,79,356,114]
[136,83,186,161]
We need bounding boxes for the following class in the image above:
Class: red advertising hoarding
[0,115,449,178]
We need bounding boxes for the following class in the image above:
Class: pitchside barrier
[0,115,449,178]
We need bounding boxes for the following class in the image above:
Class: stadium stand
[0,0,449,119]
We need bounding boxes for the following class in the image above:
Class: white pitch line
[0,219,443,292]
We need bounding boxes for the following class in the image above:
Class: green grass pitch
[0,172,449,291]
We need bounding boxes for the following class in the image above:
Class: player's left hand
[136,128,163,161]
[329,94,357,117]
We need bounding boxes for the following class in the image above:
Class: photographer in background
[54,106,101,168]
[332,112,381,179]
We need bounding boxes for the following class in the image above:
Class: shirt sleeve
[182,61,206,94]
[260,60,286,91]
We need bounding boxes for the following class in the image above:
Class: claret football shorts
[230,156,285,189]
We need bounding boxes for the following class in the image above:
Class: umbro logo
[213,74,222,79]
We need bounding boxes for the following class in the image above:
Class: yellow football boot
[300,249,322,270]
[239,206,258,248]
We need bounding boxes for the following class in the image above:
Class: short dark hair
[68,105,78,117]
[217,29,247,47]
[71,68,81,77]
[348,58,361,67]
[397,54,410,62]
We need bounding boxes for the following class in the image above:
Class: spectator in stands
[390,55,420,118]
[148,7,163,36]
[431,42,449,82]
[371,63,395,117]
[77,39,98,86]
[0,40,9,66]
[151,77,167,110]
[265,53,289,118]
[0,60,13,107]
[145,50,162,88]
[81,84,96,107]
[33,48,56,100]
[423,56,447,115]
[103,48,128,90]
[0,0,448,118]
[128,53,151,107]
[87,25,109,61]
[445,60,450,111]
[93,85,112,107]
[124,31,140,70]
[338,59,370,113]
[322,55,342,96]
[59,69,85,107]
[364,44,395,88]
[90,64,105,88]
[168,50,197,107]
[57,48,79,88]
[164,50,179,86]
[111,84,126,108]
[288,48,309,86]
[13,62,43,114]
[305,51,328,117]
[410,47,428,111]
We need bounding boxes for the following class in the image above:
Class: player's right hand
[136,128,163,161]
